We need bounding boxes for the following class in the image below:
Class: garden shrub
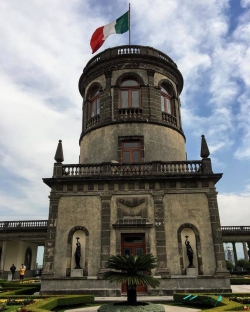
[25,294,94,312]
[173,293,244,311]
[230,278,250,285]
[0,287,39,296]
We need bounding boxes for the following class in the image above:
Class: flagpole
[129,3,131,45]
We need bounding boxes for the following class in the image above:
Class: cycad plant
[103,254,160,305]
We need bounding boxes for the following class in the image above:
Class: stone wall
[79,123,186,163]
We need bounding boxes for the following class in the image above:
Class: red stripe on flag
[90,26,105,54]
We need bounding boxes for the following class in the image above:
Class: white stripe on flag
[103,20,116,40]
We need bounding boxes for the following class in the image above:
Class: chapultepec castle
[41,45,230,295]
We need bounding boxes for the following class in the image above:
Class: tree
[237,259,247,268]
[226,260,234,271]
[102,254,160,305]
[236,259,250,272]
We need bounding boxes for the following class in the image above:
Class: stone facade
[41,45,230,295]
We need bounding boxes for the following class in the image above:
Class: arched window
[161,85,173,114]
[120,79,140,108]
[89,88,100,118]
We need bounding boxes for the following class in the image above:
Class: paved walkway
[65,285,250,312]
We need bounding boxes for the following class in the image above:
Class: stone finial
[200,135,210,158]
[54,140,64,163]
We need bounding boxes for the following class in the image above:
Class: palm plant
[102,254,160,305]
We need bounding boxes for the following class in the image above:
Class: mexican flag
[90,11,129,54]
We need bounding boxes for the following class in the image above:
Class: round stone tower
[78,45,186,164]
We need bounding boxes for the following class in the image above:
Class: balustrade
[0,220,47,228]
[118,46,140,54]
[86,115,100,129]
[118,108,143,119]
[162,112,177,126]
[221,226,250,232]
[61,160,203,177]
[160,161,202,174]
[85,45,177,70]
[63,164,103,176]
[111,163,152,175]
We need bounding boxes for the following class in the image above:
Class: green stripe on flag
[115,11,129,34]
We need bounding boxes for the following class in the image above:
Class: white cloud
[218,192,250,225]
[241,0,250,8]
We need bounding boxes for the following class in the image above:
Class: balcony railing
[85,45,177,69]
[118,108,143,120]
[61,160,207,177]
[221,226,250,232]
[162,112,177,126]
[0,220,48,228]
[86,115,100,129]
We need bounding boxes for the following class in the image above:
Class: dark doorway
[121,233,146,293]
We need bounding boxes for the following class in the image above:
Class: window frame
[161,85,173,115]
[89,88,100,118]
[118,136,144,163]
[119,78,141,108]
[122,140,141,163]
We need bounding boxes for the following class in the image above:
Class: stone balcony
[49,158,217,180]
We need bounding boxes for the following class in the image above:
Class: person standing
[19,264,25,282]
[10,264,16,280]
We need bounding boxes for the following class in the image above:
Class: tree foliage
[103,254,160,288]
[236,259,250,269]
[226,260,234,270]
[103,254,160,304]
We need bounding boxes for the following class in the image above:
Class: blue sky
[0,0,250,234]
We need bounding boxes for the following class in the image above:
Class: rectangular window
[167,99,171,113]
[91,102,95,117]
[121,91,128,108]
[161,96,164,111]
[120,89,140,108]
[132,90,139,107]
[122,141,140,163]
[97,98,100,114]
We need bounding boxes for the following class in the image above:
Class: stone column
[206,192,228,275]
[99,195,111,274]
[232,242,237,264]
[243,242,249,261]
[102,71,112,121]
[153,194,169,276]
[0,241,7,278]
[43,192,59,276]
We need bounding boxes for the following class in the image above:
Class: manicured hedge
[0,287,40,296]
[0,281,40,288]
[173,293,244,311]
[230,278,250,284]
[25,295,94,312]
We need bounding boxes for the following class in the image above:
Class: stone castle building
[41,45,230,295]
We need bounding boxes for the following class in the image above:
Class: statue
[185,235,195,268]
[74,237,82,269]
